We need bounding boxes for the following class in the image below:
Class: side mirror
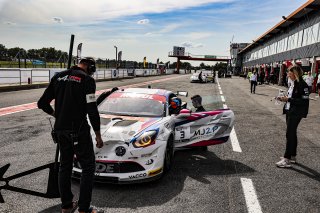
[176,91,188,97]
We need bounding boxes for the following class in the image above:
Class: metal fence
[0,68,177,85]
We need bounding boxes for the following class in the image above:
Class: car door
[173,109,234,148]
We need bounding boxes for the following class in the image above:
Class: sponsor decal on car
[108,92,166,102]
[129,173,147,179]
[192,125,219,140]
[95,163,115,173]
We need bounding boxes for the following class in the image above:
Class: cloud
[0,0,232,25]
[137,19,150,24]
[158,23,180,33]
[181,42,204,48]
[3,21,16,25]
[52,17,63,23]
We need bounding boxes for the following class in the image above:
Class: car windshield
[99,96,165,117]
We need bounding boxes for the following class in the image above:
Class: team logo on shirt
[57,75,81,83]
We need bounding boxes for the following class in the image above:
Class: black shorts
[317,83,320,90]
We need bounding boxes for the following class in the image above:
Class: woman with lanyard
[276,65,309,168]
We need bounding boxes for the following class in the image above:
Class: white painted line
[217,79,242,153]
[219,90,223,95]
[241,178,263,213]
[230,127,242,152]
[221,96,225,102]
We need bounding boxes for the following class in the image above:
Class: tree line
[0,44,68,62]
[0,44,228,70]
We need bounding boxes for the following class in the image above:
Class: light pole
[114,45,118,68]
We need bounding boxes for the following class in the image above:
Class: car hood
[98,114,163,142]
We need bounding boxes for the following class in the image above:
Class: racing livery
[72,88,234,183]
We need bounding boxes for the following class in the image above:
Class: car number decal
[174,126,191,141]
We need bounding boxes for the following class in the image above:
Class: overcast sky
[0,0,307,65]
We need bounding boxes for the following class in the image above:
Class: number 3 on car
[174,126,191,141]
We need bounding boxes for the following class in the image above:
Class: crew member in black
[198,71,203,83]
[96,87,119,105]
[191,95,206,112]
[38,57,103,213]
[275,65,309,168]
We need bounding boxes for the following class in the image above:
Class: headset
[80,57,96,76]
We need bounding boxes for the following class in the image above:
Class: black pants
[250,81,256,93]
[57,128,95,212]
[284,113,302,159]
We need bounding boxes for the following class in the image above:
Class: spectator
[275,65,309,168]
[303,71,314,93]
[250,71,258,94]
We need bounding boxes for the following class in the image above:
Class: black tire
[163,136,174,173]
[200,146,208,151]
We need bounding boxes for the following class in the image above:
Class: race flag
[77,43,82,64]
[143,57,147,68]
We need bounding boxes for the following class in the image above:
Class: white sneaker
[280,156,296,164]
[276,158,291,168]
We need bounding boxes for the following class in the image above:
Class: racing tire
[200,146,208,151]
[163,136,174,173]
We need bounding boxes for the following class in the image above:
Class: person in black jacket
[198,71,203,83]
[191,95,206,112]
[38,57,103,213]
[275,65,309,168]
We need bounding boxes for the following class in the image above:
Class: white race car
[190,73,214,83]
[72,88,234,183]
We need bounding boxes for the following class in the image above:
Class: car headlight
[133,130,158,148]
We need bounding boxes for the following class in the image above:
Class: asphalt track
[0,74,319,213]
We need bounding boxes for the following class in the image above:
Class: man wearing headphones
[38,57,103,213]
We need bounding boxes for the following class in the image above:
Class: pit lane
[0,74,319,213]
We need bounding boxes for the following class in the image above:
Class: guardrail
[0,68,177,85]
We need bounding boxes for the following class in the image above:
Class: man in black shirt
[38,57,103,213]
[191,95,206,112]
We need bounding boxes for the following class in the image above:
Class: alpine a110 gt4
[72,88,234,183]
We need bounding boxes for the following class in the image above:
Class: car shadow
[40,149,255,212]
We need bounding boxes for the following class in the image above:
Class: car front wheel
[163,136,174,173]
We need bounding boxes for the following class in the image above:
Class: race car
[72,88,234,183]
[190,73,214,83]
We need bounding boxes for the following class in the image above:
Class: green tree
[0,44,7,60]
[213,62,227,72]
[27,49,40,60]
[7,47,25,59]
